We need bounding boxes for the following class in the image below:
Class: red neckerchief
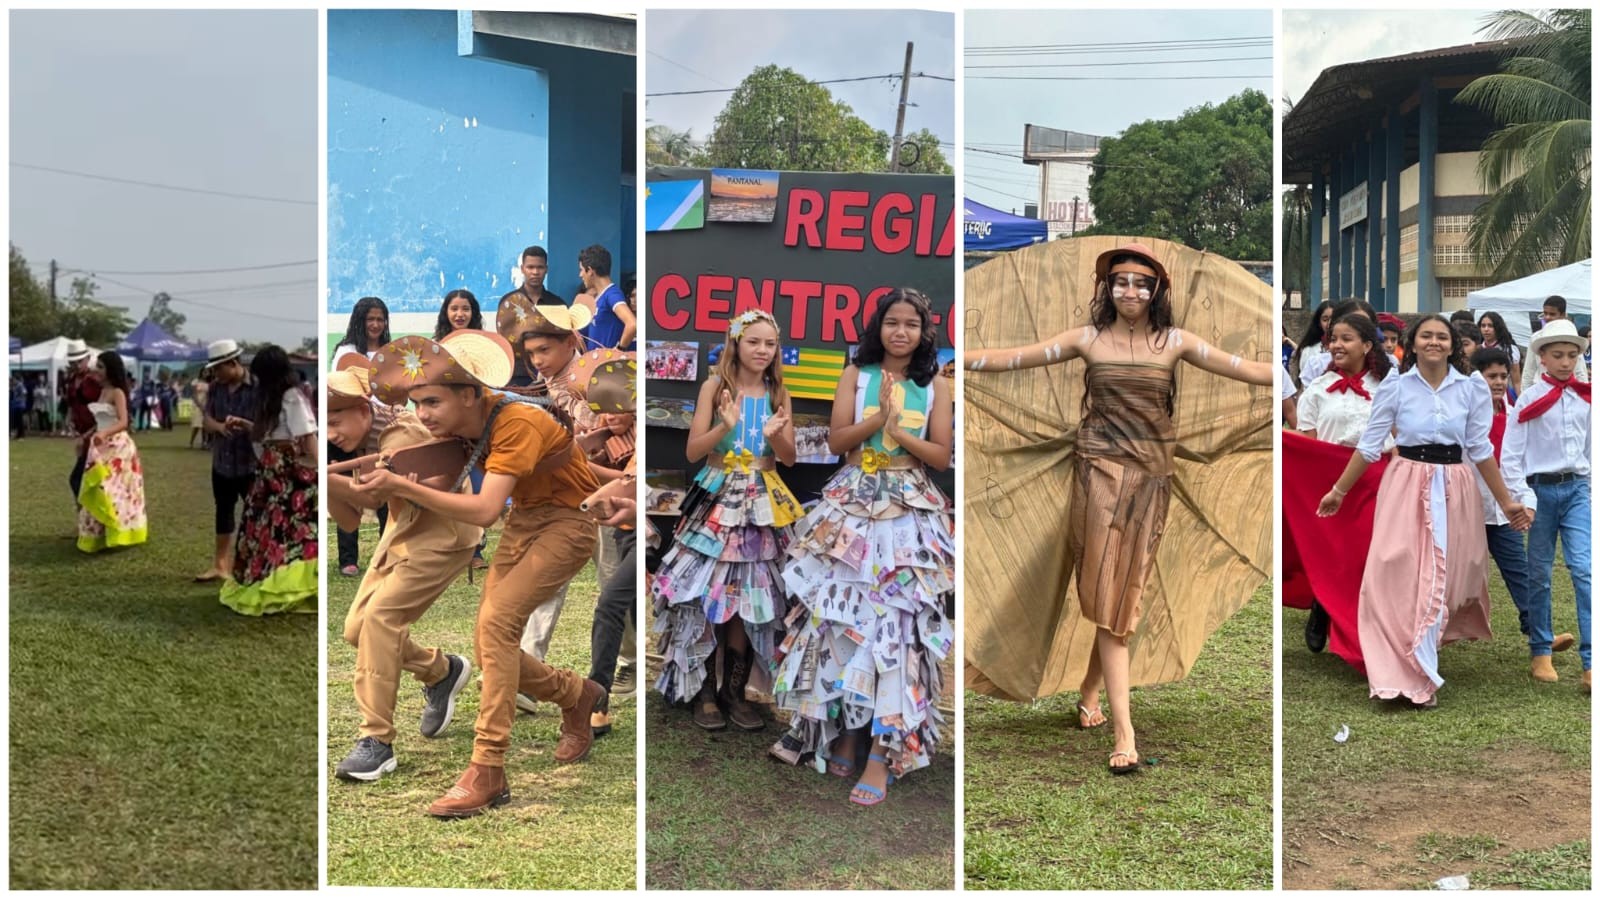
[1517,373,1591,423]
[1490,395,1508,462]
[1325,368,1371,400]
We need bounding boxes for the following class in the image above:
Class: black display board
[645,165,956,517]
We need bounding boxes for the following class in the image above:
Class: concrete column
[1418,77,1439,313]
[1385,104,1403,313]
[1352,137,1367,299]
[1328,152,1342,302]
[1309,166,1325,308]
[1368,123,1384,305]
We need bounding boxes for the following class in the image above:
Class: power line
[647,72,952,98]
[87,273,316,324]
[968,55,1271,70]
[969,74,1271,81]
[11,161,315,206]
[646,50,726,88]
[966,36,1271,54]
[966,178,1036,204]
[61,259,317,277]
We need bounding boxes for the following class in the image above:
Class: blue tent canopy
[116,318,207,363]
[964,198,1048,251]
[8,337,20,354]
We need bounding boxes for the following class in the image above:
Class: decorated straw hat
[1093,241,1171,294]
[1529,318,1588,356]
[570,347,637,414]
[496,294,594,343]
[369,329,514,406]
[327,363,371,412]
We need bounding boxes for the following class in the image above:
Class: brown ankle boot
[722,649,764,732]
[1553,633,1576,653]
[427,763,510,819]
[691,668,725,731]
[1531,655,1559,683]
[554,678,605,763]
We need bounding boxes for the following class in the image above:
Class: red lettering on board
[694,274,735,332]
[651,274,692,331]
[783,189,824,248]
[779,280,823,341]
[824,190,870,252]
[821,284,862,343]
[733,278,775,317]
[871,194,914,254]
[935,205,957,257]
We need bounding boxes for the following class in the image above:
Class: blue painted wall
[328,9,634,335]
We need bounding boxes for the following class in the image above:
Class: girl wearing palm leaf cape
[964,243,1273,775]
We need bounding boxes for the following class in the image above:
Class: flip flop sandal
[1109,749,1141,776]
[1077,703,1107,729]
[851,753,896,807]
[822,751,855,778]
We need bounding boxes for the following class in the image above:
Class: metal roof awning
[465,10,635,57]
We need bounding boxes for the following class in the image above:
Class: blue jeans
[1486,523,1533,635]
[1525,476,1592,670]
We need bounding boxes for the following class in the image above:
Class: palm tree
[645,124,703,167]
[1455,9,1591,280]
[1280,94,1314,301]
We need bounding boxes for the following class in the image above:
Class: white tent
[12,337,101,409]
[1465,259,1592,349]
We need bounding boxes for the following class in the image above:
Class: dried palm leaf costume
[965,236,1272,700]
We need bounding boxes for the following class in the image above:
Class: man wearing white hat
[63,339,100,509]
[1502,318,1592,690]
[195,339,257,582]
[1522,295,1589,390]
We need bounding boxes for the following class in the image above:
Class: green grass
[326,525,636,889]
[643,667,956,889]
[8,429,317,889]
[1283,552,1591,889]
[964,584,1273,890]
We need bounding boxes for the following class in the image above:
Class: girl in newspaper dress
[768,288,955,807]
[651,309,803,732]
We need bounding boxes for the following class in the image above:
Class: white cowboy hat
[204,339,243,369]
[64,339,91,362]
[1529,319,1588,356]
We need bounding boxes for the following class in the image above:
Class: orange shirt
[483,395,598,510]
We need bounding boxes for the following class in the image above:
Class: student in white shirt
[1291,300,1335,390]
[1501,319,1591,689]
[1522,296,1589,390]
[1297,313,1392,448]
[1318,315,1531,707]
[1477,311,1524,386]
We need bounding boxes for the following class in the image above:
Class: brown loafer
[427,762,510,819]
[553,679,604,764]
[1553,633,1576,653]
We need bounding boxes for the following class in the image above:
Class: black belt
[1397,444,1462,464]
[1528,471,1586,486]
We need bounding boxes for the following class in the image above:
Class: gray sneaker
[420,654,471,738]
[612,664,637,701]
[335,737,396,782]
[515,692,539,715]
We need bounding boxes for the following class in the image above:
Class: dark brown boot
[554,678,604,763]
[427,763,510,819]
[722,648,764,732]
[691,667,725,731]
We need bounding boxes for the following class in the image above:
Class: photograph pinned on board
[646,340,699,381]
[938,347,956,380]
[645,396,696,430]
[645,177,706,232]
[645,469,688,516]
[1279,8,1591,892]
[707,168,780,222]
[792,412,838,464]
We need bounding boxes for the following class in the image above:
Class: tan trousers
[474,506,597,767]
[343,546,472,744]
[519,524,632,665]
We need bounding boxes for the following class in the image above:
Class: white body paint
[1229,354,1242,369]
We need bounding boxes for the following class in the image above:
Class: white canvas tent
[1465,259,1592,349]
[12,337,102,408]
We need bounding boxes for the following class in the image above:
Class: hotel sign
[1339,182,1368,228]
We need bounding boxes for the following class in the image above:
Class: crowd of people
[326,242,641,820]
[9,368,207,440]
[1283,294,1591,702]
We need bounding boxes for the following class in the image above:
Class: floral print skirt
[221,446,317,616]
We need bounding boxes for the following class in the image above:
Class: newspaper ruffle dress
[651,390,804,702]
[771,365,955,777]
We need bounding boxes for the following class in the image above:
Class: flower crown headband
[727,308,779,340]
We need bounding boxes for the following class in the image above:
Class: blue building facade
[327,10,635,340]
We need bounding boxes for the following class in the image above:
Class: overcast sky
[646,9,954,165]
[963,9,1272,214]
[9,10,318,348]
[1283,9,1496,105]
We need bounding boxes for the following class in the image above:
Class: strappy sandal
[850,752,895,807]
[1076,702,1107,729]
[1109,748,1141,776]
[823,752,855,778]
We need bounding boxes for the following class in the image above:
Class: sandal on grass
[850,752,895,807]
[1076,702,1106,729]
[1109,748,1141,776]
[823,751,855,778]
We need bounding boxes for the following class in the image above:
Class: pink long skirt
[1357,457,1492,704]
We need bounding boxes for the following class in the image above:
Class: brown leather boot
[1553,633,1576,653]
[691,668,725,731]
[427,763,510,819]
[722,648,764,732]
[554,678,605,763]
[1531,655,1559,683]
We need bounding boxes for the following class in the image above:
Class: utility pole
[889,41,913,172]
[49,259,57,301]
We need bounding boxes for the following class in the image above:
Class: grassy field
[643,650,957,889]
[964,584,1274,890]
[1283,554,1591,890]
[8,429,318,889]
[325,523,637,889]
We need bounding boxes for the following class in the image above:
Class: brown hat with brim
[1093,241,1171,294]
[327,367,371,412]
[496,294,594,344]
[570,347,637,414]
[369,329,514,406]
